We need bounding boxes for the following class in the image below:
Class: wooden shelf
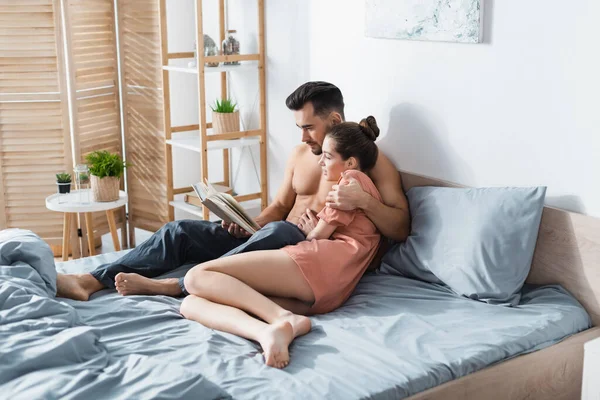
[160,0,268,221]
[166,136,260,152]
[162,62,257,75]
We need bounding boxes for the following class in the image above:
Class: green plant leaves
[210,98,237,113]
[85,151,130,179]
[56,172,71,183]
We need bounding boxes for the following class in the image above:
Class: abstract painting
[365,0,483,44]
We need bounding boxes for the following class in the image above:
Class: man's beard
[310,144,322,156]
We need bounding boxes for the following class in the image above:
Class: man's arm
[253,146,300,227]
[326,153,410,242]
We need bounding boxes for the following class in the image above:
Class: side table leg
[62,213,71,261]
[85,212,95,256]
[106,209,121,251]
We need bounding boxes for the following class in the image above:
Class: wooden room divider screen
[117,0,169,246]
[0,0,76,252]
[0,0,169,254]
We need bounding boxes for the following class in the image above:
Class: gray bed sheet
[50,250,591,399]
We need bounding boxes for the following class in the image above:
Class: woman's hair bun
[359,116,379,141]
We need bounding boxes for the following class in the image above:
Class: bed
[2,170,599,399]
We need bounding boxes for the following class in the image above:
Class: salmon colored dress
[282,169,382,314]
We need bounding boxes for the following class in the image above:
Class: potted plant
[56,173,72,194]
[211,98,240,134]
[85,151,130,202]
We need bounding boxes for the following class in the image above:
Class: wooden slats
[168,52,194,59]
[0,0,72,241]
[62,0,123,242]
[0,101,71,239]
[0,3,60,97]
[119,0,168,234]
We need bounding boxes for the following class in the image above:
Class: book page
[209,196,257,233]
[192,180,260,234]
[217,193,261,231]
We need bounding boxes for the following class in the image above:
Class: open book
[192,180,261,234]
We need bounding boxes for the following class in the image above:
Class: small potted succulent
[211,98,240,134]
[85,151,130,202]
[56,173,72,194]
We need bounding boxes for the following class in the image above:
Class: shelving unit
[158,0,268,221]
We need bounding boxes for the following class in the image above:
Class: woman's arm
[306,219,337,241]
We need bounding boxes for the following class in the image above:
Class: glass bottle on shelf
[222,30,240,65]
[74,164,90,204]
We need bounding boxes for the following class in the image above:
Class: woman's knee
[183,265,214,295]
[180,295,194,318]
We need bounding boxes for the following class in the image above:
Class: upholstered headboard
[399,170,600,326]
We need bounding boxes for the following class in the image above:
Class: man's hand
[326,172,370,211]
[221,221,251,238]
[297,208,319,236]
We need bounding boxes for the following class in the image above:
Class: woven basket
[91,175,120,202]
[212,110,240,134]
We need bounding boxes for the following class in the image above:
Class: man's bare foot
[278,311,312,338]
[258,321,294,369]
[56,273,104,301]
[114,273,182,297]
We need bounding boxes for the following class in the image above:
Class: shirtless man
[56,81,410,301]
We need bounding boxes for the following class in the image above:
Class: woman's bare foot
[114,273,182,297]
[258,321,294,369]
[278,311,312,338]
[56,273,104,301]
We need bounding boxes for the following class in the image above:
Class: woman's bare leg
[181,250,314,367]
[180,295,294,369]
[269,296,312,315]
[183,250,314,327]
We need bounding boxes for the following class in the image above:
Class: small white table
[46,190,128,261]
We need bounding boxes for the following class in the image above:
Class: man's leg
[56,220,245,300]
[221,221,306,257]
[114,221,307,297]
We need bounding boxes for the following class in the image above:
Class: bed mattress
[6,249,591,399]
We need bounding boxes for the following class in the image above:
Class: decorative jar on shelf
[222,30,240,65]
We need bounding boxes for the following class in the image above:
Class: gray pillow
[380,186,546,306]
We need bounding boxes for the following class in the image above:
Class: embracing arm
[326,153,410,241]
[363,154,410,241]
[253,146,300,227]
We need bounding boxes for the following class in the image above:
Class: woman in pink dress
[180,116,383,369]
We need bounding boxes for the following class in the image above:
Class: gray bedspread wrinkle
[0,229,228,400]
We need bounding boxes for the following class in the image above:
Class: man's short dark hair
[285,81,345,120]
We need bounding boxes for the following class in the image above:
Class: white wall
[264,0,311,200]
[262,0,600,216]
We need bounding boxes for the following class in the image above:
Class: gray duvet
[0,230,592,399]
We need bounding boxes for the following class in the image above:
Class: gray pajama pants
[90,220,306,295]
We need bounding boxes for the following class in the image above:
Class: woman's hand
[297,208,319,236]
[221,221,251,238]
